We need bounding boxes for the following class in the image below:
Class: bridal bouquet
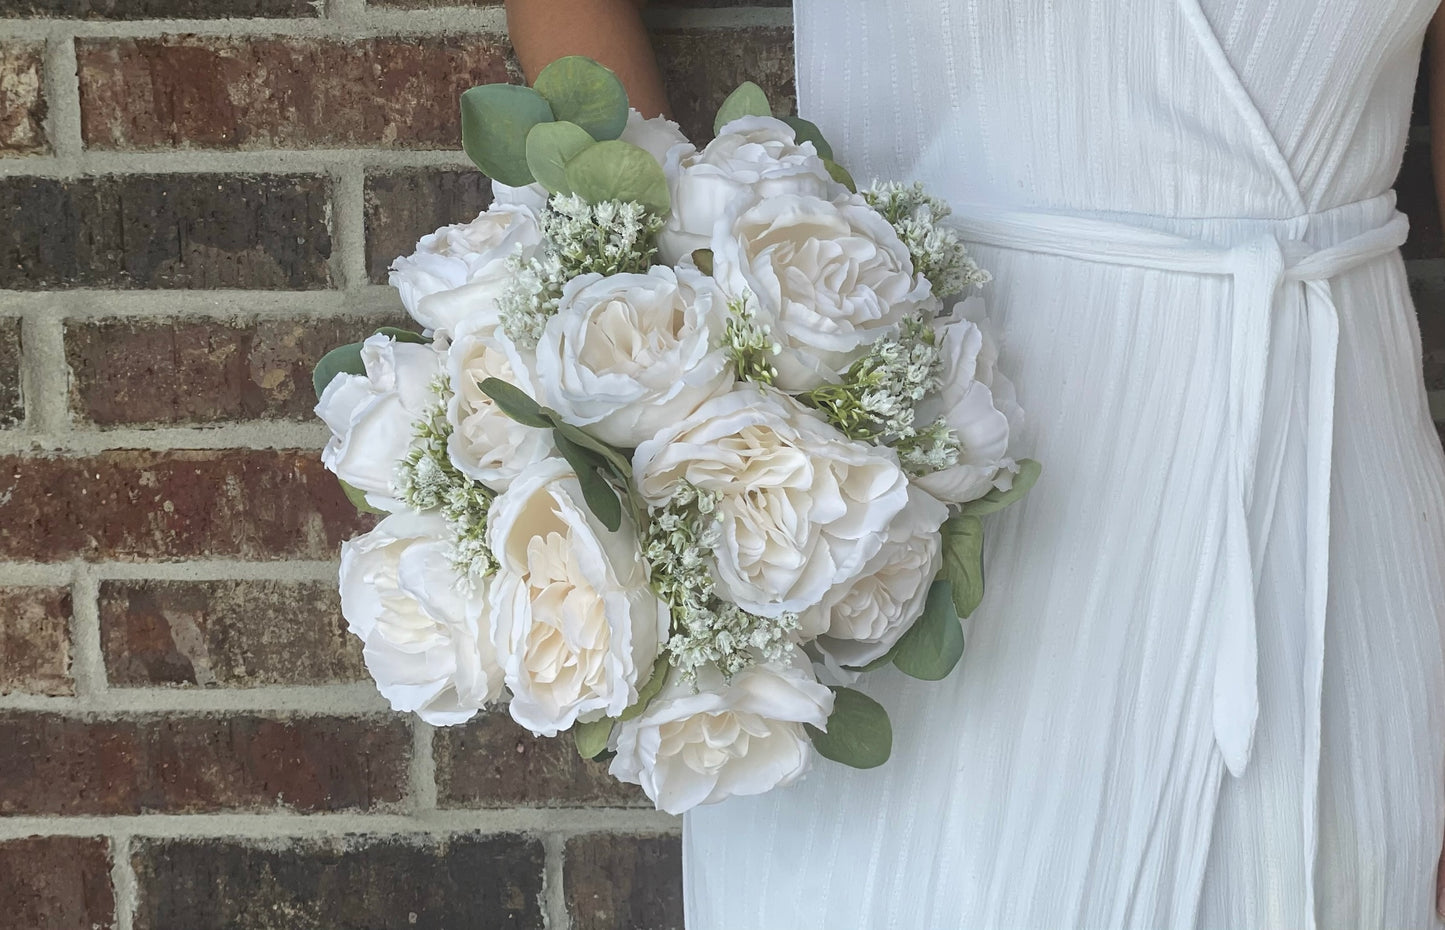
[313,58,1036,814]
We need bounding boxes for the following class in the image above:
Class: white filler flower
[609,647,834,813]
[486,457,669,736]
[340,511,503,725]
[635,387,911,617]
[536,265,734,448]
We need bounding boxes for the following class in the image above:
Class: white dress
[684,1,1445,928]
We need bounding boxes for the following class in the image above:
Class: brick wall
[0,5,1442,929]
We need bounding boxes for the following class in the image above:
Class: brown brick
[0,174,332,290]
[565,834,683,930]
[78,36,513,150]
[365,169,493,283]
[132,834,543,930]
[0,0,312,16]
[0,712,408,814]
[0,41,45,155]
[435,710,648,808]
[0,586,73,696]
[0,450,371,563]
[0,317,20,428]
[101,579,365,687]
[655,27,797,141]
[67,315,412,427]
[0,837,116,930]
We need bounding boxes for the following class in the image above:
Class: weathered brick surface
[0,712,409,814]
[655,27,797,141]
[1401,139,1440,260]
[132,834,545,929]
[0,0,312,17]
[0,586,73,696]
[0,837,116,930]
[0,41,46,155]
[435,711,649,808]
[565,834,683,930]
[101,579,365,687]
[68,315,411,426]
[0,450,370,562]
[0,318,21,428]
[0,174,332,290]
[365,169,493,283]
[78,37,513,150]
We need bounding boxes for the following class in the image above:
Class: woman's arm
[505,0,670,119]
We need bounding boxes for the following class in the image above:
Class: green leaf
[564,139,671,213]
[781,115,833,160]
[805,687,892,769]
[574,716,614,760]
[891,580,965,681]
[340,479,387,516]
[550,417,633,480]
[621,656,670,721]
[312,341,367,400]
[690,248,714,276]
[554,431,624,532]
[525,120,596,195]
[939,514,986,619]
[374,326,428,345]
[477,377,553,429]
[533,55,630,142]
[824,158,857,192]
[460,83,555,187]
[713,81,772,135]
[955,459,1043,517]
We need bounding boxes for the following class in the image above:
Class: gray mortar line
[68,562,109,697]
[0,148,478,179]
[18,304,71,435]
[0,559,339,585]
[0,287,403,317]
[0,13,509,40]
[542,832,571,930]
[0,421,332,453]
[0,682,391,713]
[408,718,439,813]
[109,833,138,930]
[42,25,83,161]
[332,164,370,291]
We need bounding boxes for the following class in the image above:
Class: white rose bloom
[913,299,1025,503]
[711,193,932,391]
[487,457,669,736]
[447,309,555,492]
[609,648,834,814]
[801,487,949,668]
[536,265,734,449]
[388,204,542,335]
[635,387,910,617]
[316,333,442,511]
[491,179,550,212]
[340,511,502,725]
[619,108,694,168]
[659,115,841,264]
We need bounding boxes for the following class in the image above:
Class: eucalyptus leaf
[460,83,555,187]
[340,479,387,516]
[477,378,554,429]
[564,140,671,213]
[891,580,966,681]
[554,431,624,532]
[805,687,892,769]
[312,341,367,400]
[940,514,986,619]
[713,81,771,135]
[824,158,857,192]
[621,656,670,721]
[525,120,596,195]
[691,248,714,276]
[782,115,834,160]
[533,55,630,142]
[574,716,614,760]
[374,326,429,345]
[551,418,633,480]
[956,459,1043,517]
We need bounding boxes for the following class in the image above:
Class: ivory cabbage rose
[491,179,550,212]
[487,458,669,736]
[619,109,693,168]
[536,265,734,448]
[801,487,949,669]
[339,511,502,725]
[659,116,840,263]
[913,298,1025,503]
[316,332,442,511]
[711,193,932,391]
[609,648,834,814]
[634,387,911,617]
[388,204,542,335]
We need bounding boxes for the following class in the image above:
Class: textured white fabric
[683,2,1445,928]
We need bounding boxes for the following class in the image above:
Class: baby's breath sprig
[645,483,798,682]
[862,180,991,297]
[801,315,945,445]
[722,294,782,385]
[895,415,963,477]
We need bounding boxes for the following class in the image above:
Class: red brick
[365,169,492,283]
[0,837,115,930]
[0,712,409,814]
[78,36,514,150]
[435,711,648,808]
[101,579,365,687]
[0,586,73,696]
[0,317,20,428]
[67,315,412,426]
[0,42,45,155]
[132,835,543,929]
[0,450,372,562]
[655,27,796,141]
[565,834,683,930]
